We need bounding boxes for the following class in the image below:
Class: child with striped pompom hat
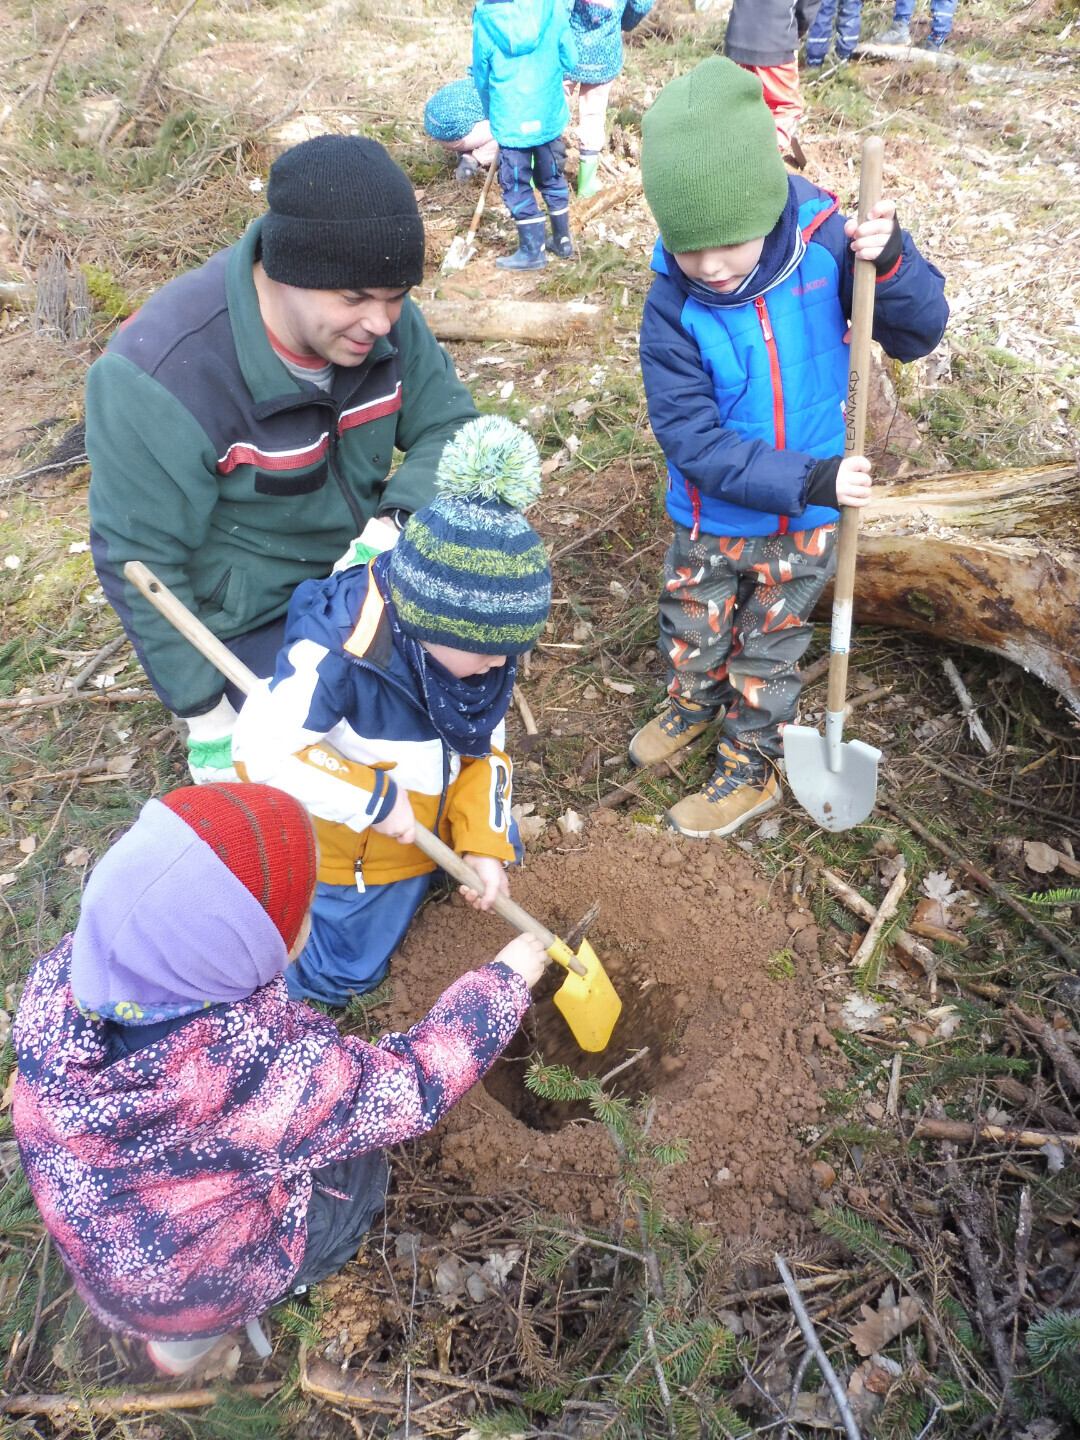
[232,415,552,1006]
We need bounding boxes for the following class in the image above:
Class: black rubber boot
[495,222,547,271]
[545,208,574,259]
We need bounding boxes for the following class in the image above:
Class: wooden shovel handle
[464,156,499,247]
[122,559,585,975]
[827,136,884,720]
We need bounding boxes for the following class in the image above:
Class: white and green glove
[185,695,240,785]
[332,514,403,574]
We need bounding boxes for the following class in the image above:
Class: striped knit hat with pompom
[386,416,551,655]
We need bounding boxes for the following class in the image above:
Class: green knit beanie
[641,58,788,253]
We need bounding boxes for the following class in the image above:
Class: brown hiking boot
[628,701,717,767]
[666,742,779,838]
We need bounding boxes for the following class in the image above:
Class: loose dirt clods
[380,824,835,1238]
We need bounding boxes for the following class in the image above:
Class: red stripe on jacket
[338,383,402,435]
[217,433,329,475]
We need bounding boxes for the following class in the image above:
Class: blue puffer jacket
[473,0,578,149]
[640,175,949,539]
[566,0,655,86]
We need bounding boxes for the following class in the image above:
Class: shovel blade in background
[552,939,622,1052]
[440,236,475,275]
[783,725,882,832]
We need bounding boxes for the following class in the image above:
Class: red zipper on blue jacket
[754,295,789,534]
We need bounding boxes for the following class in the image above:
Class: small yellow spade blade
[548,938,622,1053]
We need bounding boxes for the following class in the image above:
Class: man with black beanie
[86,136,478,784]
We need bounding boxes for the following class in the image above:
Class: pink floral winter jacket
[13,935,530,1339]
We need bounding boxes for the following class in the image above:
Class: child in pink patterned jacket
[12,782,543,1374]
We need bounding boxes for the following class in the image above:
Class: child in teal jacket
[473,0,578,271]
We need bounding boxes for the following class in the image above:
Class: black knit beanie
[262,135,425,291]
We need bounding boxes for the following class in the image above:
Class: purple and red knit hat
[71,784,317,1024]
[160,784,316,952]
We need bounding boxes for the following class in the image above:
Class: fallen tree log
[814,462,1080,716]
[417,298,603,346]
[853,42,961,69]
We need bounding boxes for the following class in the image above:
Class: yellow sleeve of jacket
[442,746,516,863]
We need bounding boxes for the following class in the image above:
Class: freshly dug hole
[482,972,681,1131]
[385,825,833,1237]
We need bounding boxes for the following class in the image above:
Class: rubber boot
[545,207,574,259]
[495,221,547,272]
[577,154,601,199]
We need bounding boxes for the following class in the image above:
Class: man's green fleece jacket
[86,217,477,717]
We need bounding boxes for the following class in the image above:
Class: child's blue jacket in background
[472,0,578,148]
[566,0,655,86]
[640,175,949,539]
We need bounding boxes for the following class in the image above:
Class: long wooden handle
[826,136,884,723]
[464,156,498,247]
[122,560,586,975]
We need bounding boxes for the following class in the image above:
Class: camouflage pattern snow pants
[658,522,838,761]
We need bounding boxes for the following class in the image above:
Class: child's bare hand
[494,933,547,989]
[836,455,873,507]
[460,853,508,912]
[372,788,416,845]
[844,200,897,265]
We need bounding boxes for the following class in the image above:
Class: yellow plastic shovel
[123,560,623,1052]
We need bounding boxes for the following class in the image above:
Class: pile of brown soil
[382,818,840,1241]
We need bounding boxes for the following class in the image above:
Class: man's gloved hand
[333,514,405,574]
[184,694,240,784]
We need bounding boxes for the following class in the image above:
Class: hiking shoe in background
[920,33,947,49]
[874,22,911,44]
[454,154,479,183]
[666,741,779,838]
[629,700,717,767]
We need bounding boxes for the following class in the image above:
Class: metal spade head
[550,938,623,1053]
[783,724,882,832]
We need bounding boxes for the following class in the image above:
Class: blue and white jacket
[640,175,949,539]
[232,563,515,890]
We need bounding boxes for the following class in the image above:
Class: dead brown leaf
[1024,840,1061,875]
[846,1294,921,1357]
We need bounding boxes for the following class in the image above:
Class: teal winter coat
[472,0,578,149]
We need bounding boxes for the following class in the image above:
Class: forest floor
[2,1,1080,1437]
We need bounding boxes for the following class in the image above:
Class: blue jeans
[285,873,433,1006]
[891,0,956,38]
[498,140,569,228]
[805,0,863,61]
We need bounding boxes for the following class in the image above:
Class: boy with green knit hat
[632,57,948,838]
[232,416,552,1004]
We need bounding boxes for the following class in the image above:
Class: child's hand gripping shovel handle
[402,826,588,976]
[122,559,588,979]
[826,136,884,773]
